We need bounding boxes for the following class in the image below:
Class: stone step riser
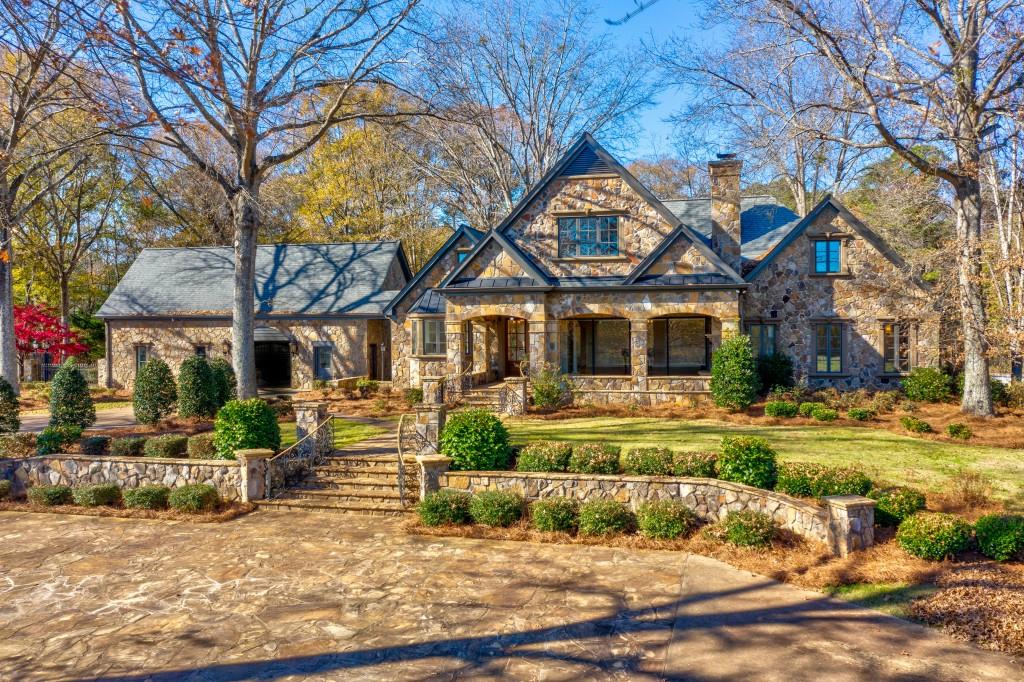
[255,501,409,517]
[287,491,405,504]
[295,480,416,492]
[313,465,415,475]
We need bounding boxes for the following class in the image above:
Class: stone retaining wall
[442,470,873,556]
[0,454,243,501]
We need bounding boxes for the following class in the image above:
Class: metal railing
[265,415,335,499]
[442,364,474,404]
[396,413,425,508]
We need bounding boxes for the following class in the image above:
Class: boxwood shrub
[776,463,872,498]
[896,512,971,560]
[530,497,579,533]
[720,510,776,548]
[168,484,220,512]
[846,407,875,421]
[186,432,217,459]
[973,514,1024,562]
[621,447,674,476]
[417,489,471,526]
[868,486,927,526]
[80,436,111,457]
[515,441,572,472]
[438,409,510,471]
[468,490,523,527]
[900,416,933,434]
[144,434,188,458]
[110,436,147,457]
[811,406,839,422]
[945,422,972,440]
[28,485,72,506]
[123,485,171,510]
[672,451,717,478]
[577,500,634,536]
[798,401,818,417]
[901,367,953,403]
[636,500,697,539]
[567,443,621,475]
[213,399,281,460]
[717,436,778,490]
[72,483,122,507]
[764,401,799,418]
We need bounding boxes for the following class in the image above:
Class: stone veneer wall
[105,318,369,390]
[443,470,873,554]
[1,454,243,501]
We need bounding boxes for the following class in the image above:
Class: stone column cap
[823,495,875,508]
[234,448,276,461]
[293,400,328,408]
[505,376,528,384]
[415,454,452,465]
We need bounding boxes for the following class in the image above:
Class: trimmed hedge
[438,409,510,471]
[418,489,471,526]
[637,500,697,539]
[72,483,122,507]
[720,510,776,547]
[567,443,621,475]
[868,486,927,526]
[28,485,72,506]
[177,356,218,418]
[774,462,872,498]
[213,399,281,460]
[530,497,579,533]
[48,359,95,429]
[710,335,761,411]
[577,500,634,536]
[798,402,818,418]
[846,407,875,421]
[515,441,572,472]
[168,484,219,512]
[621,447,674,476]
[974,514,1024,562]
[900,416,933,434]
[672,451,717,478]
[764,401,799,418]
[0,377,20,433]
[186,433,217,459]
[897,512,971,560]
[133,358,177,424]
[36,425,82,456]
[80,436,111,457]
[110,436,147,457]
[902,367,953,403]
[811,406,839,422]
[468,490,523,527]
[208,358,237,408]
[143,434,188,458]
[123,485,171,510]
[717,436,778,490]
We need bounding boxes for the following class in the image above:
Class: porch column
[722,317,741,340]
[527,319,547,378]
[630,319,649,395]
[445,319,465,398]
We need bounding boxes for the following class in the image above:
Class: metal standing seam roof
[97,242,406,318]
[661,196,802,260]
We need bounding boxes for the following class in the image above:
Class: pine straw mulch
[405,519,1024,656]
[0,500,255,523]
[292,389,414,418]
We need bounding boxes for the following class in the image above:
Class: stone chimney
[709,153,743,272]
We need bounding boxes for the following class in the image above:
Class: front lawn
[279,417,385,450]
[507,416,1024,508]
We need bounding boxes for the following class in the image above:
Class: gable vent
[560,145,613,176]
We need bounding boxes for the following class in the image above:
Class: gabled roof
[438,229,552,288]
[97,242,408,318]
[660,196,802,261]
[383,224,482,317]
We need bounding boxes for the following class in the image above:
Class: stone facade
[442,470,874,556]
[0,454,243,501]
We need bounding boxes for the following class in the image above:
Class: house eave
[97,312,388,322]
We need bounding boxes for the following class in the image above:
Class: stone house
[99,134,937,400]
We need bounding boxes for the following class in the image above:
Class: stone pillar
[527,319,547,377]
[824,495,876,557]
[235,448,274,501]
[503,377,528,416]
[445,320,465,398]
[630,319,649,397]
[421,376,444,406]
[414,403,447,456]
[294,401,331,458]
[415,454,452,500]
[721,317,741,341]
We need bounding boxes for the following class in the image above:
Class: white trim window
[413,319,447,356]
[135,345,151,374]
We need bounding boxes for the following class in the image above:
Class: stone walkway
[0,511,1019,681]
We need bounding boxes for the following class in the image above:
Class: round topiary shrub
[901,367,953,403]
[186,432,217,459]
[900,415,933,434]
[438,409,510,471]
[177,356,218,418]
[133,358,177,425]
[208,358,237,408]
[168,484,220,512]
[469,490,524,527]
[846,407,875,421]
[719,510,776,547]
[28,485,72,506]
[717,436,778,490]
[621,447,674,476]
[48,359,95,429]
[143,434,188,458]
[213,399,282,460]
[672,451,717,478]
[0,479,11,500]
[530,497,579,533]
[515,441,572,472]
[710,335,761,411]
[577,500,634,536]
[798,402,818,417]
[946,422,972,440]
[868,486,927,526]
[973,514,1024,562]
[72,483,122,507]
[764,401,799,418]
[80,435,111,456]
[417,489,471,526]
[757,352,794,393]
[567,443,621,475]
[897,512,971,560]
[637,500,697,539]
[123,485,171,510]
[811,406,839,422]
[36,425,82,455]
[0,377,21,434]
[110,436,147,457]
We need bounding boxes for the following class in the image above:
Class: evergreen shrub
[49,359,95,429]
[133,358,177,424]
[438,409,510,470]
[710,335,761,411]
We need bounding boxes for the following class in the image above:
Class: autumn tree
[13,303,87,377]
[98,0,421,398]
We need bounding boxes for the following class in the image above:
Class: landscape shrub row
[22,483,219,513]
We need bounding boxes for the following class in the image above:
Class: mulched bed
[0,500,255,523]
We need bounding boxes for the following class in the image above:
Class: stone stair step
[314,462,416,474]
[255,497,410,516]
[294,476,416,491]
[286,488,405,503]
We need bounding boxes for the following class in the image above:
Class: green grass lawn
[507,417,1024,508]
[279,417,386,450]
[822,582,937,620]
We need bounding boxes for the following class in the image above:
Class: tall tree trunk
[954,178,994,415]
[59,275,70,327]
[0,205,18,394]
[232,191,259,399]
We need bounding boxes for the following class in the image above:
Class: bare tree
[99,0,421,398]
[417,0,653,228]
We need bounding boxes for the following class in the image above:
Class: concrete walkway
[18,406,137,433]
[0,510,1018,681]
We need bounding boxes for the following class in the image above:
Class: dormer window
[558,216,619,258]
[813,239,844,274]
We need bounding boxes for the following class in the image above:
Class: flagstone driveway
[0,510,1019,681]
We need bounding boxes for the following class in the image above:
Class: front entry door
[505,318,527,377]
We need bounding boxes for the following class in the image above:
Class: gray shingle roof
[97,242,404,318]
[661,196,801,259]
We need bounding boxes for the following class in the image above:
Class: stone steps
[255,497,408,516]
[293,476,416,492]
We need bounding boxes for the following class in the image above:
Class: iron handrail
[265,414,334,499]
[396,413,411,507]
